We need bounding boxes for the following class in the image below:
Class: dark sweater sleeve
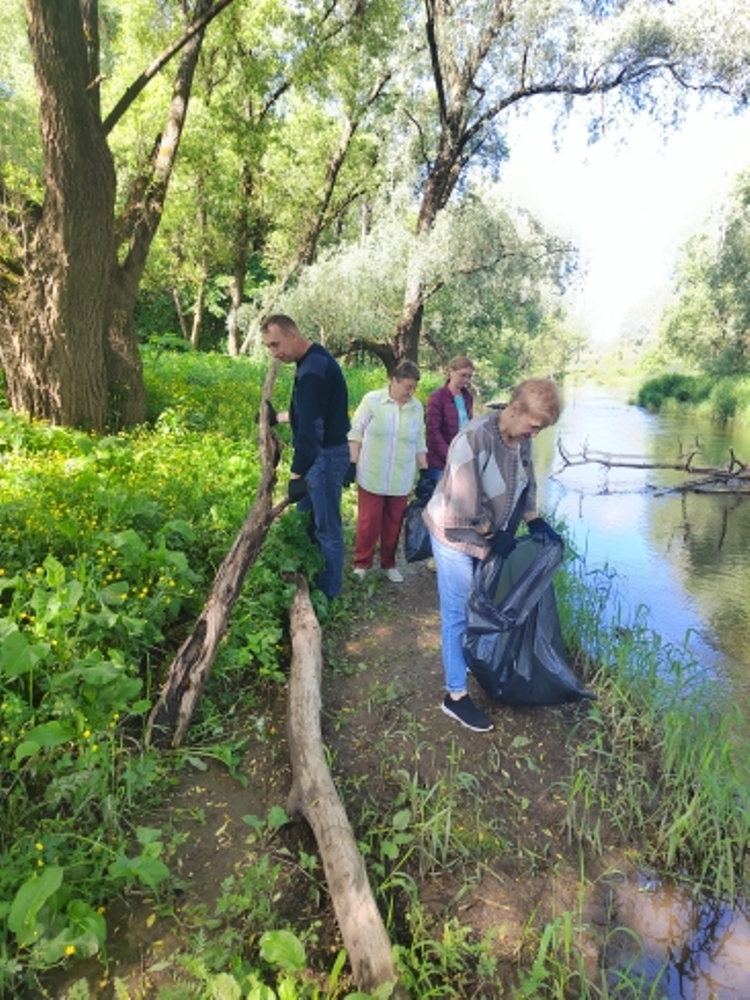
[291,369,325,476]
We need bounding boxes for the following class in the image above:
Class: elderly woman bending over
[423,377,563,732]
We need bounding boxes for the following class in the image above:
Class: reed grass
[556,547,750,902]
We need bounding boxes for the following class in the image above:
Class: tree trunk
[286,581,410,999]
[105,275,148,429]
[173,288,190,341]
[108,0,214,427]
[0,0,116,430]
[392,130,462,364]
[0,0,231,431]
[226,162,252,357]
[393,294,425,364]
[190,274,206,350]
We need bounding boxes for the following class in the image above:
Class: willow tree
[140,0,401,356]
[280,184,579,383]
[0,0,234,431]
[390,0,750,363]
[659,169,750,375]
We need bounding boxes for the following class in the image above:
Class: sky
[500,98,750,347]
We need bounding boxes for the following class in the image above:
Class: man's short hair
[260,314,298,336]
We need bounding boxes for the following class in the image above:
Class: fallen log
[144,363,410,993]
[555,439,750,493]
[286,580,411,999]
[146,362,287,748]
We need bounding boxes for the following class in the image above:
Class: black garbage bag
[463,535,594,705]
[404,499,432,563]
[404,476,435,564]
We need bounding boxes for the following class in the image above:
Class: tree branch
[102,0,237,135]
[555,439,750,493]
[145,361,287,747]
[285,579,410,997]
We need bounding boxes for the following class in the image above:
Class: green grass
[555,547,750,901]
[2,350,748,997]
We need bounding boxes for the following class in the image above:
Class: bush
[0,353,314,991]
[636,373,713,411]
[0,351,453,991]
[637,372,750,423]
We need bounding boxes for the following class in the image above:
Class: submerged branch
[555,440,750,494]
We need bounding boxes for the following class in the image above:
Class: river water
[532,381,750,999]
[535,381,750,698]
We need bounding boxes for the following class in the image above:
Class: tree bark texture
[1,0,230,430]
[146,362,286,747]
[286,581,411,999]
[2,0,117,430]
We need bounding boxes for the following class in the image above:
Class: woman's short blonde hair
[510,378,563,426]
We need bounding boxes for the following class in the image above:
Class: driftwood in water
[286,580,410,999]
[146,362,287,748]
[555,440,750,493]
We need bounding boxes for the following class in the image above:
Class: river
[533,380,750,999]
[535,380,750,699]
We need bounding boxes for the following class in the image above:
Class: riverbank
[6,359,750,997]
[44,544,750,998]
[635,371,750,424]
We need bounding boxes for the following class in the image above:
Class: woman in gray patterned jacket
[423,377,563,733]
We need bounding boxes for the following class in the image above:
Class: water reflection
[607,876,750,999]
[534,382,750,694]
[532,383,750,997]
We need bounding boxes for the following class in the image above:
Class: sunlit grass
[2,350,747,996]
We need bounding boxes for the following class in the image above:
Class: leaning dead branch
[144,362,411,992]
[286,579,410,999]
[555,440,750,493]
[146,361,287,748]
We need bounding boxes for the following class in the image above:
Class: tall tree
[0,0,234,431]
[147,0,400,356]
[659,169,750,374]
[389,0,750,362]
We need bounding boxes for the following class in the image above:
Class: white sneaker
[385,567,404,583]
[352,567,368,579]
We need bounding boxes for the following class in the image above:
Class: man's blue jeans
[298,443,350,599]
[430,535,479,694]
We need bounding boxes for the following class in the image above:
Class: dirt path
[45,558,631,998]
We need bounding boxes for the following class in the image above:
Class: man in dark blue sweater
[260,314,350,599]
